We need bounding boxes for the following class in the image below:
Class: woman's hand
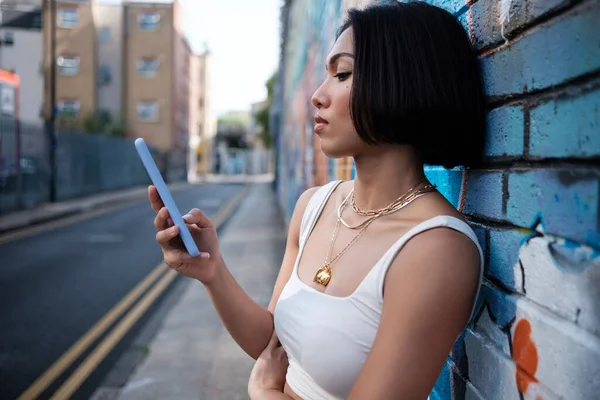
[149,185,222,284]
[248,330,289,399]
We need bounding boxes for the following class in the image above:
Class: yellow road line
[212,185,249,228]
[17,182,250,399]
[15,263,168,400]
[49,269,178,400]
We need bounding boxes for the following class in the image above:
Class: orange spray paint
[512,319,539,393]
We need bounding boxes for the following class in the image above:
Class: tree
[256,72,276,148]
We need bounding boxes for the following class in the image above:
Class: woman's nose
[311,82,329,109]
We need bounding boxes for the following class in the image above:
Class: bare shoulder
[397,224,480,281]
[286,185,323,241]
[384,223,482,312]
[291,180,345,222]
[295,185,321,211]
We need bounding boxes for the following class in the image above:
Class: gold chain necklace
[314,191,376,287]
[314,181,438,287]
[339,182,437,230]
[351,180,435,216]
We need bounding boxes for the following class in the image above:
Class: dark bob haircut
[338,0,486,168]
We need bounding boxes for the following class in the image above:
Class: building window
[138,12,160,31]
[98,65,112,86]
[57,8,78,29]
[2,32,14,47]
[98,26,111,43]
[137,58,159,78]
[137,101,159,122]
[58,99,80,118]
[57,55,80,76]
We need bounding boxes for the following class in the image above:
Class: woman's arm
[346,227,481,399]
[198,186,319,359]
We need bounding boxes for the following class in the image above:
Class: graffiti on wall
[432,213,600,400]
[276,0,372,220]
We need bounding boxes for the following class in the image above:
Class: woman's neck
[351,145,425,211]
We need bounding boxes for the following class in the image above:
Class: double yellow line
[17,185,249,400]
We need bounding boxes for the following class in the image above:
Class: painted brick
[506,169,600,246]
[431,361,485,400]
[481,2,600,97]
[472,227,487,256]
[431,362,453,400]
[469,287,600,399]
[515,226,600,336]
[484,105,525,157]
[464,329,528,399]
[464,171,504,219]
[465,327,562,400]
[458,7,470,36]
[471,297,513,355]
[530,87,600,158]
[486,291,600,399]
[424,166,464,208]
[422,0,467,14]
[471,0,572,50]
[464,382,485,400]
[488,229,526,293]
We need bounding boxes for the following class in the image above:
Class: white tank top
[273,180,484,400]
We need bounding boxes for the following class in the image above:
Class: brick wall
[273,1,600,398]
[426,1,600,399]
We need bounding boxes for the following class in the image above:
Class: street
[0,182,246,399]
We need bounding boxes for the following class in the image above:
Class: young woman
[149,1,486,399]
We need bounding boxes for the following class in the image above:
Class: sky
[179,0,281,116]
[110,0,282,117]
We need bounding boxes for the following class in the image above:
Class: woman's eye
[334,72,351,81]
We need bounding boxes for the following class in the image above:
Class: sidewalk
[0,181,192,234]
[112,182,286,400]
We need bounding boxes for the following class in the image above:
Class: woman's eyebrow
[325,52,354,71]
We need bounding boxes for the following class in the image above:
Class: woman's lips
[314,115,328,133]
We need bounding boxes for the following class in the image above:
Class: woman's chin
[318,138,352,159]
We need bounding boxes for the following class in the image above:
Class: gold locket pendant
[313,264,332,287]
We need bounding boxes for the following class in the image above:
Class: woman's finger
[189,224,202,235]
[154,207,172,231]
[148,185,164,212]
[156,225,179,245]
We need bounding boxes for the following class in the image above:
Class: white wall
[0,28,44,127]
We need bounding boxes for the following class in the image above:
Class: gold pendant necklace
[314,191,375,287]
[314,180,437,287]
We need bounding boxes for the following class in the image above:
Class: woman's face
[311,27,368,158]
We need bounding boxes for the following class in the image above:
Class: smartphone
[135,137,200,257]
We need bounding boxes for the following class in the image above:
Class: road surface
[0,182,245,399]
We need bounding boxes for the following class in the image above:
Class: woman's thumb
[182,208,211,227]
